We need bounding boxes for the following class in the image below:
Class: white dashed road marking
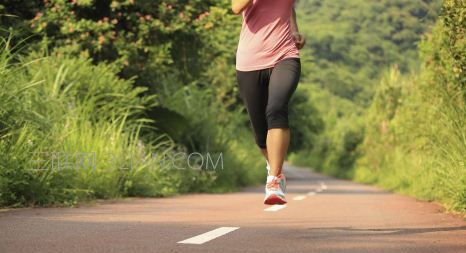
[319,181,328,190]
[177,227,240,244]
[307,191,316,196]
[264,204,287,212]
[293,195,306,201]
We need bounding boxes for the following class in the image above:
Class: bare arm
[290,8,299,35]
[231,0,253,15]
[290,7,306,50]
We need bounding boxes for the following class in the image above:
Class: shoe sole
[264,194,287,205]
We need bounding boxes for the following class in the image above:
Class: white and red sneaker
[263,174,287,205]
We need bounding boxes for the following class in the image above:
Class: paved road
[1,162,465,253]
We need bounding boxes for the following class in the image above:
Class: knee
[266,103,289,129]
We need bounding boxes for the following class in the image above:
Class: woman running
[232,0,305,205]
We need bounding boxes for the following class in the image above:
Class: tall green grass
[354,19,466,212]
[0,32,267,207]
[291,1,465,213]
[154,77,266,192]
[0,36,216,207]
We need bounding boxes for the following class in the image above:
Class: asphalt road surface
[1,162,465,253]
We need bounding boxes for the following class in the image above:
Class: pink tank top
[236,0,300,71]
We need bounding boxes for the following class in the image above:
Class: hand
[292,32,306,50]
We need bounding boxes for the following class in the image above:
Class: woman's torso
[236,0,300,71]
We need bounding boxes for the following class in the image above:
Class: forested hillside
[298,0,441,103]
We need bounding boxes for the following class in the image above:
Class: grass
[0,33,266,207]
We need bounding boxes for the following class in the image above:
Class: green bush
[290,0,441,177]
[289,84,365,178]
[0,37,221,207]
[0,0,236,88]
[354,0,466,212]
[0,0,274,207]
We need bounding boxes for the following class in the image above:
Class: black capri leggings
[236,57,301,149]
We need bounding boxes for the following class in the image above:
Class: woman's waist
[236,45,299,65]
[237,38,298,56]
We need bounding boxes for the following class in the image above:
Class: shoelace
[266,177,281,191]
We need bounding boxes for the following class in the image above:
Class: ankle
[266,175,278,182]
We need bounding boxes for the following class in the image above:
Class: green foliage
[0,0,273,207]
[3,0,462,214]
[354,0,466,212]
[0,0,235,90]
[289,84,365,177]
[155,81,265,191]
[291,0,441,178]
[298,0,441,103]
[292,0,465,212]
[288,87,324,153]
[441,0,466,91]
[0,37,222,207]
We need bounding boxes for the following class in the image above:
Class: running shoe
[263,174,287,205]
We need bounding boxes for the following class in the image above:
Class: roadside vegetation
[291,0,465,213]
[0,0,464,213]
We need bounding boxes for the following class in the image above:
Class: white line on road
[177,227,240,244]
[307,191,316,196]
[264,204,287,212]
[319,181,328,190]
[293,195,306,201]
[316,188,323,192]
